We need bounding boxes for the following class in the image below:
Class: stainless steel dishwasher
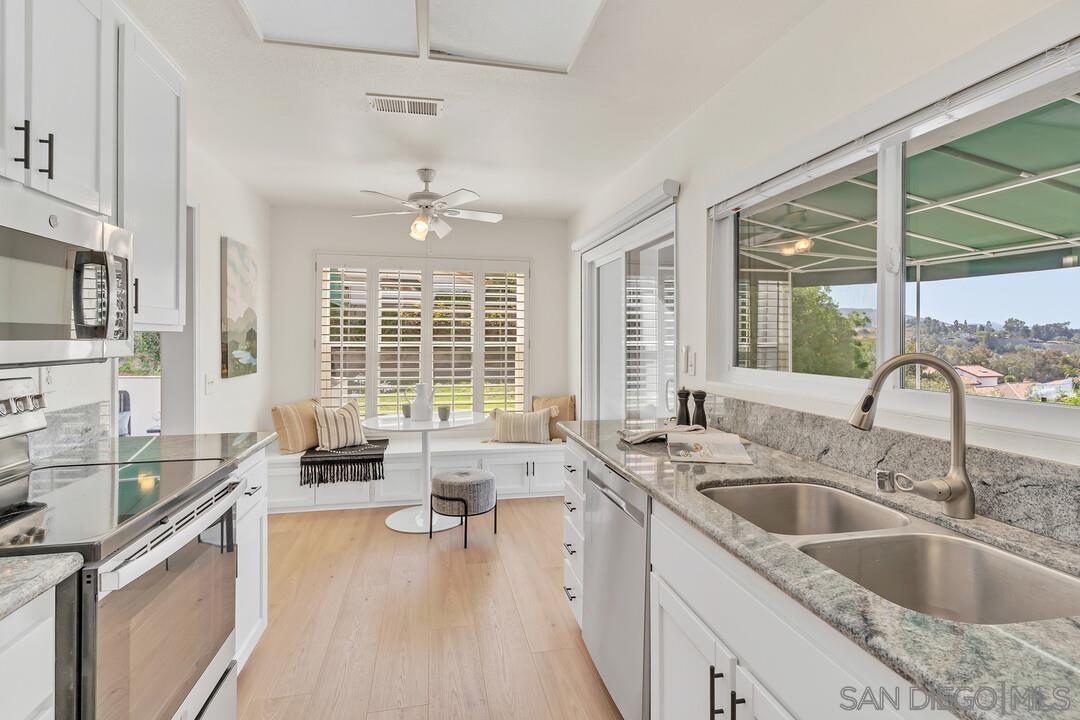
[583,464,650,720]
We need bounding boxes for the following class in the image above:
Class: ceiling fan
[352,168,503,241]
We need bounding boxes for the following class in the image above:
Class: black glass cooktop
[0,458,226,560]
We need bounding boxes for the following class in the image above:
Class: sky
[828,266,1080,327]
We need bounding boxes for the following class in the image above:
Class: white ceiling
[125,0,825,218]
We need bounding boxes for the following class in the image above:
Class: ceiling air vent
[367,93,445,117]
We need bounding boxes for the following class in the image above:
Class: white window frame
[707,40,1080,465]
[314,253,531,416]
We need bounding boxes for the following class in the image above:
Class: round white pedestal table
[362,411,489,534]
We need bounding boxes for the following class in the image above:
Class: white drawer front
[563,480,585,536]
[562,512,584,581]
[562,558,583,627]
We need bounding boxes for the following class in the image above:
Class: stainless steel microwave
[0,184,133,367]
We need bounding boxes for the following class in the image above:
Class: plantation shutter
[377,269,423,416]
[483,271,527,411]
[319,268,367,411]
[432,270,475,412]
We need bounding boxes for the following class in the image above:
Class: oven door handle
[97,481,241,598]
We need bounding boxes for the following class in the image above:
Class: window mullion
[876,140,907,382]
[473,269,484,413]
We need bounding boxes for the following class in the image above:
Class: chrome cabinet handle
[563,542,576,556]
[38,133,54,178]
[563,586,576,602]
[13,121,29,168]
[133,278,140,315]
[564,500,576,512]
[710,665,725,717]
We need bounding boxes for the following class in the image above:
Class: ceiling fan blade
[442,208,503,223]
[430,216,453,239]
[357,190,417,208]
[435,189,479,209]
[351,211,414,218]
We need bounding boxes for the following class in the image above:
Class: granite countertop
[35,431,278,467]
[0,553,82,621]
[561,419,1080,720]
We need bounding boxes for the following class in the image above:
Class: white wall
[269,207,569,406]
[186,141,273,432]
[567,0,1080,397]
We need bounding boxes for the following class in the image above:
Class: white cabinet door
[0,589,56,720]
[235,490,268,669]
[734,666,796,720]
[481,454,530,495]
[530,455,564,493]
[118,12,186,330]
[650,574,737,720]
[0,0,27,181]
[27,0,114,214]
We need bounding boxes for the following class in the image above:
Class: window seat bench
[267,432,570,513]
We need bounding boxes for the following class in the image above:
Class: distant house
[972,381,1033,401]
[1031,378,1079,401]
[954,364,1004,387]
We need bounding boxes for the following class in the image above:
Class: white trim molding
[572,179,680,254]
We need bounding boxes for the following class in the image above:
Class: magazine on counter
[667,430,753,465]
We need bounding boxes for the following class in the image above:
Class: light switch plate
[204,374,217,396]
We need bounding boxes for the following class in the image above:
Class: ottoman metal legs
[429,493,497,548]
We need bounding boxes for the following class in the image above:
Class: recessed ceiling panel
[241,0,418,55]
[429,0,606,72]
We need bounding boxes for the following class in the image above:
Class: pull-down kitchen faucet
[848,352,975,519]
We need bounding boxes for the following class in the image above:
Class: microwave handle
[72,250,107,335]
[97,481,242,598]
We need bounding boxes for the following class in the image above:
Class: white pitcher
[410,382,435,421]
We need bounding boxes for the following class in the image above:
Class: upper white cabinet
[0,0,27,181]
[116,8,186,330]
[26,0,115,215]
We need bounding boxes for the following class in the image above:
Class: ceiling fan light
[793,237,814,253]
[410,213,431,241]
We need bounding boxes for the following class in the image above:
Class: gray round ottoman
[430,468,497,548]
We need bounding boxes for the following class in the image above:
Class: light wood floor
[238,498,621,720]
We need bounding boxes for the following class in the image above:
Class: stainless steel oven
[81,478,241,720]
[0,183,133,367]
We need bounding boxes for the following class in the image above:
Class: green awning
[738,97,1080,286]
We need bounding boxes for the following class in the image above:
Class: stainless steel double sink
[701,482,1080,625]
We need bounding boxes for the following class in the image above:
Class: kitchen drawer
[237,473,267,519]
[563,558,583,628]
[562,446,585,495]
[563,480,584,536]
[562,512,584,581]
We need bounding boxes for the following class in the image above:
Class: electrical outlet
[41,367,56,393]
[682,347,697,376]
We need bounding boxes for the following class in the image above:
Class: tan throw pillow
[533,395,576,441]
[490,407,557,444]
[270,399,320,454]
[312,400,367,450]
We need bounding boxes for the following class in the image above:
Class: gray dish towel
[299,438,389,486]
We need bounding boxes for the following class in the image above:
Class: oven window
[95,512,235,720]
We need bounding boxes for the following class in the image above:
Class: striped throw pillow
[490,407,558,444]
[313,401,367,450]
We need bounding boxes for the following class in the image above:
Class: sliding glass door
[583,206,677,421]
